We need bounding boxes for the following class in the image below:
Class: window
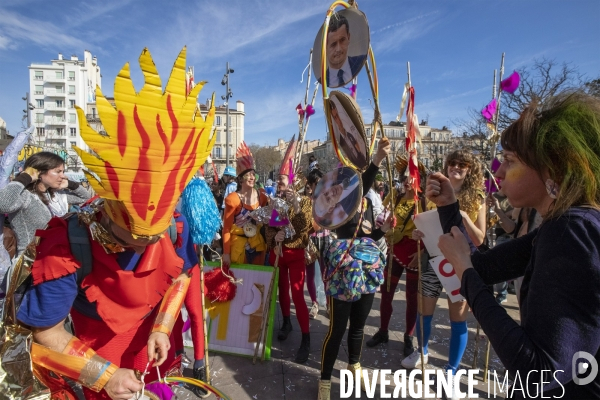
[57,113,65,122]
[57,128,65,136]
[228,116,232,126]
[214,147,221,158]
[215,116,221,126]
[36,99,44,108]
[56,71,63,79]
[68,71,75,81]
[69,114,76,123]
[35,113,44,123]
[432,132,436,141]
[56,100,64,108]
[56,85,64,93]
[70,128,77,136]
[227,131,232,143]
[35,85,43,94]
[37,128,45,136]
[71,141,77,147]
[216,131,221,142]
[68,85,75,94]
[92,108,96,116]
[34,71,43,80]
[366,128,371,136]
[69,100,76,109]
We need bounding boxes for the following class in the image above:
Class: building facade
[28,51,101,171]
[208,100,245,176]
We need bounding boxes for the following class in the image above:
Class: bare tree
[453,58,586,165]
[248,143,282,184]
[584,77,600,98]
[498,58,584,130]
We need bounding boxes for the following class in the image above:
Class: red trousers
[71,308,177,400]
[173,265,206,360]
[379,237,420,335]
[270,247,310,333]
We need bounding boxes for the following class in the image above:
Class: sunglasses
[448,160,470,169]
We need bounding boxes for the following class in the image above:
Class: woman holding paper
[401,150,486,378]
[428,92,600,398]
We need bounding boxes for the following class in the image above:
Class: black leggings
[320,293,375,380]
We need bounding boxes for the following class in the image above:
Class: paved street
[184,276,520,399]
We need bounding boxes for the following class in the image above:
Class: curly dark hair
[443,150,484,219]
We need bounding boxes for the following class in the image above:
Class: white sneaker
[401,350,428,369]
[309,302,319,319]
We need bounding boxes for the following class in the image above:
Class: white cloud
[0,35,12,50]
[0,8,89,51]
[372,11,442,54]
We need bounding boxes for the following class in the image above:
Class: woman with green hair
[428,91,600,398]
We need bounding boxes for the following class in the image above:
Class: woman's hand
[275,230,285,243]
[486,193,500,210]
[438,226,473,281]
[222,254,231,267]
[380,211,396,233]
[407,252,419,270]
[373,137,391,167]
[59,179,70,189]
[411,229,425,241]
[425,172,457,207]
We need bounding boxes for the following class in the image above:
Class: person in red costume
[11,48,217,400]
[265,139,313,364]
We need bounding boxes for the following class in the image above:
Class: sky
[0,0,598,146]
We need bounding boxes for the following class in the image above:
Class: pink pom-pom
[296,103,305,117]
[500,71,520,94]
[305,105,315,118]
[481,99,497,122]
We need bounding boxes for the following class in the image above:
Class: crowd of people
[1,89,599,400]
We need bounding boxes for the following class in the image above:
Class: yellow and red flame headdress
[74,47,216,237]
[279,135,297,177]
[236,141,255,176]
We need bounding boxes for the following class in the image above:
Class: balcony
[46,118,67,126]
[45,104,65,110]
[45,76,65,83]
[45,89,66,97]
[86,114,101,123]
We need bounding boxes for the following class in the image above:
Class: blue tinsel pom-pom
[181,177,222,245]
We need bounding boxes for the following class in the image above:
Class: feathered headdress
[394,154,426,177]
[236,141,255,176]
[74,47,216,237]
[279,135,297,177]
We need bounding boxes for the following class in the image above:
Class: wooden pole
[483,338,492,383]
[294,49,314,173]
[253,243,281,364]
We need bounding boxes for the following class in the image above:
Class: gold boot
[317,379,331,400]
[347,362,367,391]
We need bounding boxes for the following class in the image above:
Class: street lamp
[221,63,234,167]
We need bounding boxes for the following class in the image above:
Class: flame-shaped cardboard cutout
[74,47,216,237]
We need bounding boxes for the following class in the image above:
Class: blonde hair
[444,150,484,218]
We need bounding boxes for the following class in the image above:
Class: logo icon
[572,351,598,386]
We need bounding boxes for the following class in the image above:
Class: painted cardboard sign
[184,262,279,359]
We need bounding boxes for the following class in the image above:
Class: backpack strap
[65,213,93,286]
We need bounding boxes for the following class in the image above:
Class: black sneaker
[192,366,210,398]
[295,333,310,363]
[278,320,293,341]
[366,330,389,347]
[403,333,416,357]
